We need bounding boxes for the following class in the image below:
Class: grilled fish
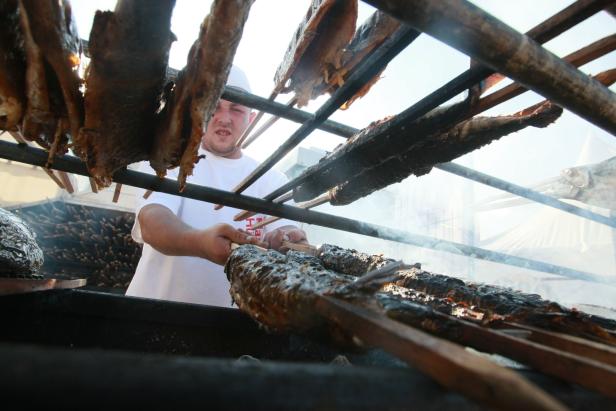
[226,243,615,345]
[0,0,26,131]
[0,207,43,278]
[274,0,358,108]
[77,0,175,188]
[150,0,254,190]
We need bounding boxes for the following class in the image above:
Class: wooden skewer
[41,167,65,189]
[314,295,567,411]
[233,191,294,222]
[281,241,318,256]
[88,177,98,193]
[113,183,122,203]
[8,131,65,190]
[251,193,331,229]
[241,97,298,149]
[57,171,74,194]
[235,90,282,148]
[501,321,616,367]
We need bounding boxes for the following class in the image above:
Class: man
[127,66,307,307]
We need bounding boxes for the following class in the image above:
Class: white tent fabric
[477,131,616,311]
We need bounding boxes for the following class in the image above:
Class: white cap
[226,65,251,93]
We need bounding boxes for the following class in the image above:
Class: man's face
[202,99,255,158]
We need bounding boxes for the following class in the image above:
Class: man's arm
[139,204,266,265]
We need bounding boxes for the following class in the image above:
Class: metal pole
[435,162,616,229]
[364,0,616,135]
[0,141,609,284]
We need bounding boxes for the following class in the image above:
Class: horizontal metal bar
[366,0,616,134]
[1,141,610,284]
[435,162,616,229]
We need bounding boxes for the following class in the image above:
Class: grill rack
[1,0,615,282]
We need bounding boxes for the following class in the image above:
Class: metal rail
[0,140,610,284]
[435,162,616,229]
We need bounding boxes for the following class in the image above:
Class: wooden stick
[113,183,122,203]
[8,131,65,190]
[502,321,616,367]
[235,90,280,148]
[41,167,65,189]
[252,193,330,229]
[58,171,74,194]
[143,189,153,199]
[281,241,318,256]
[241,97,297,149]
[233,191,294,222]
[88,177,98,193]
[402,309,616,398]
[314,295,567,411]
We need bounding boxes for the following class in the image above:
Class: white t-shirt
[126,149,294,307]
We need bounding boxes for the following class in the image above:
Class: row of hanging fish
[0,0,254,190]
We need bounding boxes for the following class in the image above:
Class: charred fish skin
[78,0,176,188]
[317,243,396,276]
[151,0,254,190]
[21,0,83,143]
[225,245,354,334]
[0,0,26,131]
[227,243,615,345]
[292,94,478,203]
[324,10,402,109]
[18,0,57,150]
[329,101,563,206]
[0,207,43,278]
[274,0,358,108]
[393,266,616,342]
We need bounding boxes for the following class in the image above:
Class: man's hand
[263,225,308,252]
[199,223,268,265]
[139,205,266,265]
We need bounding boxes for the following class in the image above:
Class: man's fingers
[285,228,307,244]
[223,225,267,248]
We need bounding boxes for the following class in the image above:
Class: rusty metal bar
[364,0,616,134]
[315,296,567,411]
[474,34,616,115]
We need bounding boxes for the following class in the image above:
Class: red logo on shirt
[245,216,264,238]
